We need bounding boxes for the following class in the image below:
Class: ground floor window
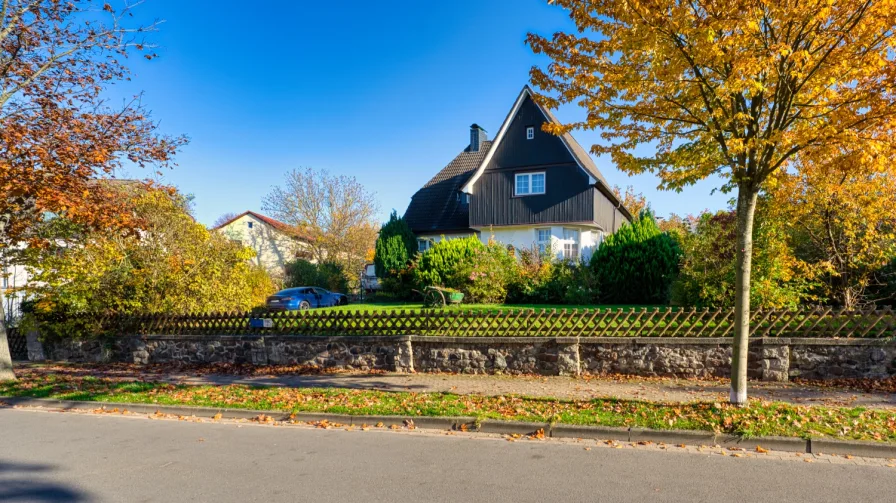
[417,238,432,252]
[536,228,551,254]
[562,228,579,259]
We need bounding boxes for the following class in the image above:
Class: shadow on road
[0,460,90,501]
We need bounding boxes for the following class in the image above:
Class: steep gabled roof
[460,86,629,220]
[403,142,492,234]
[212,210,310,241]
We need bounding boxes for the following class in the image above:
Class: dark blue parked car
[265,287,347,311]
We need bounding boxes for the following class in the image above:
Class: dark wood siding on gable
[470,166,595,226]
[489,95,576,169]
[469,94,597,227]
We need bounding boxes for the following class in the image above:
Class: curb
[4,396,896,459]
[715,434,808,454]
[809,438,896,459]
[551,424,631,441]
[629,427,716,446]
[477,420,550,436]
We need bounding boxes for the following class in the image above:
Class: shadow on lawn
[0,460,90,502]
[177,373,434,393]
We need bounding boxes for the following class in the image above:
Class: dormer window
[515,172,546,196]
[526,126,535,140]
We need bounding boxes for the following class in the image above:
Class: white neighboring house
[213,211,312,279]
[360,263,380,292]
[1,257,29,321]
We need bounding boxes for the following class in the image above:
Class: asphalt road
[2,408,895,502]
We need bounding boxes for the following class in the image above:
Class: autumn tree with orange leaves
[528,0,896,404]
[768,148,896,309]
[0,1,185,381]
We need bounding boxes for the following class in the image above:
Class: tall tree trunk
[730,187,758,406]
[0,288,15,381]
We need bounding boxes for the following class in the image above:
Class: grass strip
[3,373,895,443]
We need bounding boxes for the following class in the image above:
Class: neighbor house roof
[403,141,492,234]
[212,211,310,241]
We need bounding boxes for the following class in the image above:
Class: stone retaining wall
[37,335,896,381]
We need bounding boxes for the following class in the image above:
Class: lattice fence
[75,307,896,338]
[6,327,27,360]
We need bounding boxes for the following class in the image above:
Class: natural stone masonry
[37,335,896,381]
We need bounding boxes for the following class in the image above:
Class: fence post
[395,335,414,373]
[25,328,46,362]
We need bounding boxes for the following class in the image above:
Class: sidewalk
[17,363,896,409]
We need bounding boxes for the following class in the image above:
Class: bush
[464,242,518,304]
[374,211,417,278]
[284,259,348,293]
[23,187,276,337]
[591,210,681,304]
[505,248,552,303]
[413,236,485,290]
[671,209,816,308]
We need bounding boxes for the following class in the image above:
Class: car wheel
[299,300,311,310]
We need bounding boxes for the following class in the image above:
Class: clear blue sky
[112,0,729,227]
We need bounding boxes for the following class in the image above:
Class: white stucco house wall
[213,211,312,279]
[1,258,30,321]
[415,226,603,262]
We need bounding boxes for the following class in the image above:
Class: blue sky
[112,0,729,227]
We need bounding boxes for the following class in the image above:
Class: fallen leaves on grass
[5,372,896,444]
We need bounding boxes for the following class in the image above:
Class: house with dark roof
[403,86,632,260]
[213,211,311,277]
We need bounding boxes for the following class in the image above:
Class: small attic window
[247,221,254,229]
[526,126,535,140]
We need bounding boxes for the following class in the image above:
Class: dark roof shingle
[403,141,491,234]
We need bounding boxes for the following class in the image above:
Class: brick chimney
[469,124,488,152]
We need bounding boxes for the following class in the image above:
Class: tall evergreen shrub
[374,210,417,278]
[590,210,681,304]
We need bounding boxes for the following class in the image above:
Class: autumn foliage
[0,1,185,249]
[528,0,896,403]
[0,1,186,379]
[23,186,274,335]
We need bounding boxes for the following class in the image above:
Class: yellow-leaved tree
[528,0,896,404]
[767,148,896,309]
[24,186,274,339]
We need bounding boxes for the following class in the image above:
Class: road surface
[1,407,895,502]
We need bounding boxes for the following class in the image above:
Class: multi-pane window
[526,126,535,140]
[536,228,551,254]
[562,228,579,260]
[417,238,432,252]
[514,172,546,196]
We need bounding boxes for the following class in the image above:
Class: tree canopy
[0,0,186,381]
[528,0,896,404]
[24,186,273,325]
[263,167,379,288]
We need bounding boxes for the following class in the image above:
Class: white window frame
[526,126,535,140]
[562,228,580,260]
[514,172,546,196]
[417,238,432,253]
[536,228,551,255]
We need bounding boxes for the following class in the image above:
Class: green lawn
[4,372,895,442]
[323,302,664,313]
